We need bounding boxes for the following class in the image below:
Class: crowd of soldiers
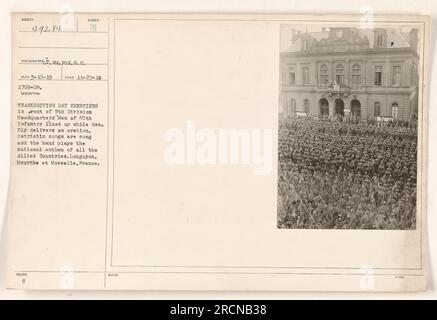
[278,115,418,229]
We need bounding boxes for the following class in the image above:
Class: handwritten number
[31,25,62,34]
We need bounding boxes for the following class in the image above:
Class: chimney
[374,28,387,48]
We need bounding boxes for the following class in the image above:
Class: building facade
[279,27,419,121]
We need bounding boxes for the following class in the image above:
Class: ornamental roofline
[280,46,419,59]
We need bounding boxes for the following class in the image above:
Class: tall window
[303,39,309,51]
[392,102,399,119]
[335,64,344,85]
[351,63,361,85]
[376,34,383,47]
[289,99,296,114]
[304,99,310,115]
[392,65,401,86]
[319,64,328,86]
[374,102,381,117]
[288,66,295,85]
[302,66,309,85]
[374,65,383,86]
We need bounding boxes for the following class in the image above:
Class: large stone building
[279,27,419,121]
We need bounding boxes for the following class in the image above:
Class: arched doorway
[334,99,344,118]
[304,99,310,115]
[319,98,329,119]
[350,99,361,119]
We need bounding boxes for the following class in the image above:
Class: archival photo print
[278,25,419,230]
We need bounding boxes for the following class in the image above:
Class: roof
[281,27,415,53]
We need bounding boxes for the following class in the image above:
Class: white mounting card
[7,13,429,291]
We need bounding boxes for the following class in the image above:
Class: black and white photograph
[278,25,420,230]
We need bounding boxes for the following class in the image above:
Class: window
[304,99,310,115]
[302,66,310,85]
[376,34,383,47]
[319,64,328,86]
[374,66,383,86]
[374,102,381,117]
[335,64,344,85]
[288,66,296,85]
[392,65,401,86]
[351,64,361,85]
[303,39,309,51]
[290,99,296,114]
[392,102,399,119]
[319,99,329,117]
